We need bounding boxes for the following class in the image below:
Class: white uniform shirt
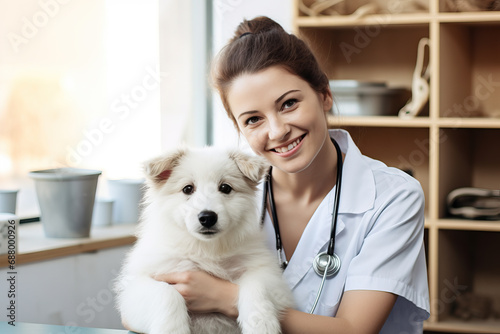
[262,129,430,333]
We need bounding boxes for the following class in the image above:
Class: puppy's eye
[182,185,194,195]
[219,183,232,194]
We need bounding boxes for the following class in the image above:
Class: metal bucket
[29,168,101,238]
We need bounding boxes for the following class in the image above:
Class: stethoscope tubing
[262,136,344,313]
[309,254,332,314]
[328,138,343,256]
[267,166,288,269]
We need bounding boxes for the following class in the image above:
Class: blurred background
[0,0,291,218]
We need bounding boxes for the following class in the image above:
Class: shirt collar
[329,129,375,214]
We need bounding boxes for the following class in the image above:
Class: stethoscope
[260,137,343,314]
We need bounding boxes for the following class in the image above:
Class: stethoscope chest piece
[313,252,341,277]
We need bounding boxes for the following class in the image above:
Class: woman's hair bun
[232,16,285,42]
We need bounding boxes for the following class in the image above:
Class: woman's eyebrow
[275,90,299,105]
[237,110,258,120]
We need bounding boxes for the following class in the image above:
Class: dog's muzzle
[198,210,218,235]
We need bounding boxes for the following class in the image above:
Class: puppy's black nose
[198,210,218,228]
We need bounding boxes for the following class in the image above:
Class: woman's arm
[155,272,397,333]
[281,290,397,334]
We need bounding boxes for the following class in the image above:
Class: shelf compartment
[297,0,431,18]
[339,126,430,213]
[299,25,430,89]
[329,115,432,127]
[439,22,500,118]
[438,11,500,23]
[438,128,500,219]
[425,318,500,333]
[438,118,500,128]
[439,0,500,15]
[296,14,431,27]
[436,230,500,330]
[437,219,500,232]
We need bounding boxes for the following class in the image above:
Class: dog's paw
[150,303,191,334]
[239,312,281,334]
[238,301,282,334]
[150,317,191,334]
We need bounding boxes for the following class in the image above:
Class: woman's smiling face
[228,66,333,174]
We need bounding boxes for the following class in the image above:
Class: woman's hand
[153,271,239,319]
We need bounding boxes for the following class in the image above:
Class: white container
[108,179,145,224]
[29,168,101,238]
[330,80,406,116]
[0,213,18,255]
[0,189,19,214]
[92,198,114,227]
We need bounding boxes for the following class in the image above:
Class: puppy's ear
[144,148,186,186]
[229,150,269,185]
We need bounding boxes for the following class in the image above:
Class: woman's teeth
[275,137,302,153]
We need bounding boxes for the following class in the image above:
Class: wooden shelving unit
[293,1,500,333]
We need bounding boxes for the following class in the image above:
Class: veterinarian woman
[157,16,430,333]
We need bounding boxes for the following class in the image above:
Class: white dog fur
[114,147,294,334]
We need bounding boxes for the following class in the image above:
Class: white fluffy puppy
[114,147,294,334]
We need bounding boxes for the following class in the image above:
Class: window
[0,0,208,218]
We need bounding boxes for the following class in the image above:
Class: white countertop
[0,222,137,267]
